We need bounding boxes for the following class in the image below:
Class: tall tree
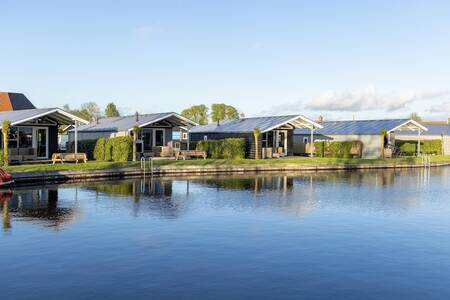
[410,112,422,122]
[211,103,240,124]
[80,102,101,122]
[225,105,239,120]
[211,104,226,124]
[181,104,209,125]
[105,102,120,118]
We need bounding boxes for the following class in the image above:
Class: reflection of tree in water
[0,189,79,230]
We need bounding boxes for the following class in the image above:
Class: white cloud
[307,85,420,112]
[429,101,450,113]
[260,86,450,118]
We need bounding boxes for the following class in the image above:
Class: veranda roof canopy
[0,108,89,126]
[389,119,428,132]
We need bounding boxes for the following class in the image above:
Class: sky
[1,0,450,121]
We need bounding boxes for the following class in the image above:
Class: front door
[34,128,48,158]
[153,129,165,147]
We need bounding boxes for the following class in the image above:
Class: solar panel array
[190,115,310,133]
[294,119,411,135]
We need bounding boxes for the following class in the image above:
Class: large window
[141,129,153,151]
[4,127,35,149]
[8,127,18,148]
[19,127,33,148]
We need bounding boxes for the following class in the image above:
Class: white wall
[325,134,382,159]
[294,134,383,158]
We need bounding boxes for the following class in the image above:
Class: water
[1,167,450,299]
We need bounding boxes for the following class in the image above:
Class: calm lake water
[1,167,450,299]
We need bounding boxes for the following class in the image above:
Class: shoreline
[9,160,450,185]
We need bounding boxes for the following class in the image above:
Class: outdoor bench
[175,150,207,160]
[52,153,88,164]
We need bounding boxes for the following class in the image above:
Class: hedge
[314,141,362,158]
[93,136,133,162]
[67,139,97,160]
[396,140,442,155]
[196,138,245,159]
[93,138,107,161]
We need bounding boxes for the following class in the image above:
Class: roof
[190,115,322,134]
[397,124,450,136]
[72,112,197,132]
[0,92,36,111]
[294,119,427,135]
[0,108,89,126]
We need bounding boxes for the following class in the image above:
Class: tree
[211,103,240,124]
[225,105,239,120]
[2,120,10,166]
[181,105,209,125]
[253,127,261,160]
[211,104,226,125]
[80,102,101,122]
[131,125,140,162]
[380,128,387,159]
[410,112,422,122]
[105,102,120,118]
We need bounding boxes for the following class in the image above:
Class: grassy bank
[4,155,450,173]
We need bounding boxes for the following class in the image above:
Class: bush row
[93,136,133,162]
[396,140,442,155]
[314,141,362,158]
[196,138,245,159]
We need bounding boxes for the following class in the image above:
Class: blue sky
[1,0,450,120]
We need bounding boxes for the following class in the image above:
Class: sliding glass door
[33,128,48,159]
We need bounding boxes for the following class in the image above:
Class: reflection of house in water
[196,176,294,193]
[94,179,173,199]
[93,179,185,219]
[0,188,79,230]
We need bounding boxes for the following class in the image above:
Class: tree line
[63,102,121,121]
[181,103,241,125]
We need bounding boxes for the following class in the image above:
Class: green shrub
[111,136,133,161]
[104,138,113,161]
[67,139,97,160]
[396,140,442,155]
[91,136,132,162]
[314,141,361,158]
[314,141,325,158]
[222,138,245,159]
[93,138,107,161]
[196,138,245,159]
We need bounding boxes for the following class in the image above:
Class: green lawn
[4,155,450,173]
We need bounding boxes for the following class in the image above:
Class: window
[154,129,165,146]
[19,127,33,148]
[203,135,208,141]
[141,130,153,151]
[8,127,18,148]
[172,131,181,140]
